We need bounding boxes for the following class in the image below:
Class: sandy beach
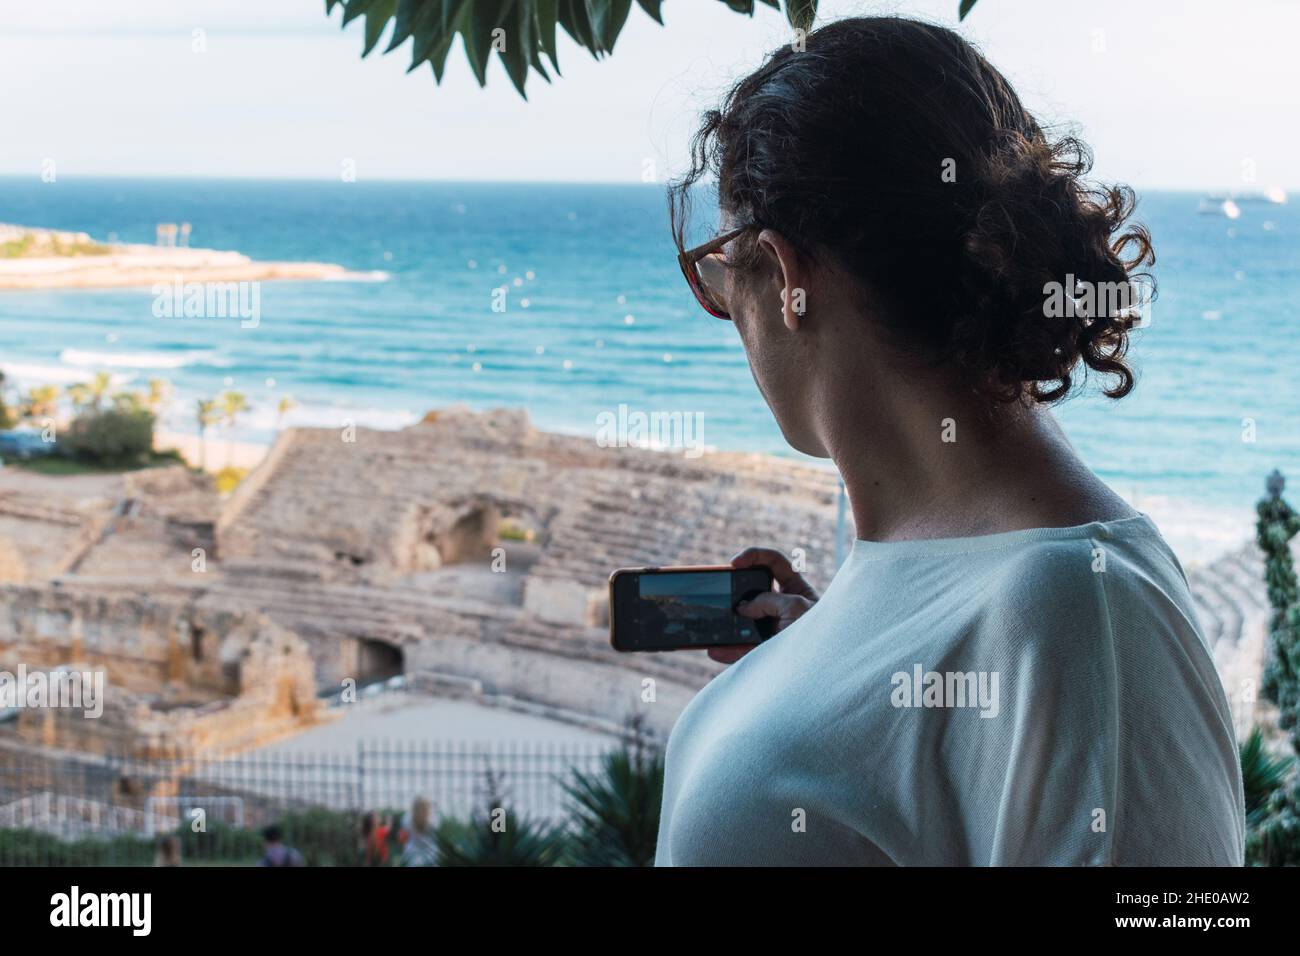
[0,245,348,290]
[0,223,348,290]
[154,428,269,471]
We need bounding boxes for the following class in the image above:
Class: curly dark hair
[669,16,1155,405]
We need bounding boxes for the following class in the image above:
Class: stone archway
[357,637,403,684]
[407,498,501,572]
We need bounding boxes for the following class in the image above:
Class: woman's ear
[756,228,806,331]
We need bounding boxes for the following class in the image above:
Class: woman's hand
[707,547,819,665]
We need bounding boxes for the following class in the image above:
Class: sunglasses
[677,225,748,320]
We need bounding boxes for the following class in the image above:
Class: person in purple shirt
[258,824,305,867]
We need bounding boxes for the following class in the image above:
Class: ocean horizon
[1,176,1297,564]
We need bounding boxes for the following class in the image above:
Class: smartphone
[608,565,776,652]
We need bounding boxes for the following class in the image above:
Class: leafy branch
[326,1,984,98]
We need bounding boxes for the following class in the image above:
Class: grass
[215,465,248,494]
[10,449,187,475]
[498,518,535,542]
[0,232,112,259]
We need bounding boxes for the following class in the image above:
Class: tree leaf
[341,0,380,27]
[958,0,979,19]
[463,0,513,86]
[534,0,561,72]
[634,0,663,25]
[337,0,831,98]
[427,30,457,81]
[408,0,464,69]
[501,0,532,97]
[437,0,461,30]
[598,0,633,53]
[559,0,599,58]
[361,0,398,56]
[384,0,426,53]
[528,42,553,82]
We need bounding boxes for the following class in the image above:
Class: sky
[0,0,1296,189]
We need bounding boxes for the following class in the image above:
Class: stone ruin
[205,406,845,739]
[0,586,325,758]
[0,464,326,758]
[0,405,1270,751]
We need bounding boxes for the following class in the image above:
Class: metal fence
[0,741,613,866]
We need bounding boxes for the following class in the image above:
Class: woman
[154,834,181,867]
[359,811,391,866]
[656,16,1244,866]
[398,797,439,867]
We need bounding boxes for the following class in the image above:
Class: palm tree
[144,378,172,414]
[0,370,14,430]
[67,371,113,413]
[195,398,221,472]
[276,395,298,432]
[22,384,60,423]
[219,390,250,468]
[110,390,146,414]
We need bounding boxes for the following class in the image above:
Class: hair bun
[951,135,1153,402]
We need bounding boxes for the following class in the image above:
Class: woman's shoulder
[964,515,1201,654]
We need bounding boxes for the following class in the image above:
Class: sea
[0,177,1296,564]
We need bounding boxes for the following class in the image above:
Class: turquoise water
[0,178,1296,554]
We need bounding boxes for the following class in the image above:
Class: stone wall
[0,584,326,756]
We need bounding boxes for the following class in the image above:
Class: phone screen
[610,567,775,651]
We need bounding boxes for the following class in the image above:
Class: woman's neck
[823,375,1135,543]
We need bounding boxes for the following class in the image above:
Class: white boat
[1197,197,1241,218]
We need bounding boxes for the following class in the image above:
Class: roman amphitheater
[0,406,1274,760]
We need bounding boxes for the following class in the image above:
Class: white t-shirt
[655,515,1245,866]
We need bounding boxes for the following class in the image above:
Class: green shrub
[563,740,664,867]
[1245,720,1300,866]
[434,809,567,867]
[0,806,375,867]
[434,773,568,867]
[61,406,155,466]
[275,807,367,867]
[1246,471,1300,865]
[1258,470,1300,738]
[0,827,155,866]
[1240,727,1294,824]
[1246,781,1300,866]
[176,821,263,864]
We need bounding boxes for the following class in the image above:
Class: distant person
[361,812,391,866]
[398,797,438,867]
[375,815,393,865]
[258,825,305,867]
[656,16,1244,866]
[359,812,376,865]
[154,834,181,867]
